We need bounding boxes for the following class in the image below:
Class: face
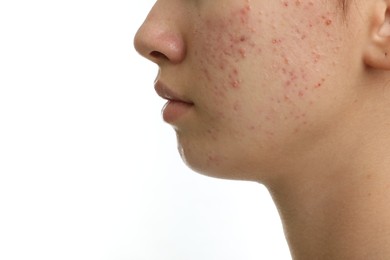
[135,0,360,182]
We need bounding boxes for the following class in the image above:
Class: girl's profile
[134,0,390,258]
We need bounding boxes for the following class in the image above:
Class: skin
[135,0,390,259]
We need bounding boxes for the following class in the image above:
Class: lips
[154,81,194,123]
[154,81,192,103]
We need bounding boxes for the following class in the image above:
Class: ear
[363,1,390,70]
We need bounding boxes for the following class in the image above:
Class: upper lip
[154,80,193,104]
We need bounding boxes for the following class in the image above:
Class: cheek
[260,2,341,134]
[193,0,341,134]
[193,0,254,93]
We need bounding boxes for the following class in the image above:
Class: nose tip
[133,12,186,65]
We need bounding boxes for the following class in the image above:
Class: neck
[265,89,390,259]
[269,167,390,259]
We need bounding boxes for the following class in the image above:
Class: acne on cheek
[263,1,339,131]
[196,0,338,132]
[196,0,254,92]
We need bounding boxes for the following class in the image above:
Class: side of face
[135,0,363,182]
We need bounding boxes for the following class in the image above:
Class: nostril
[150,51,168,60]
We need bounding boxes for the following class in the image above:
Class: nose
[134,2,186,65]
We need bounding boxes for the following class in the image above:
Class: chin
[177,142,257,181]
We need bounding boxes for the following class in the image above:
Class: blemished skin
[135,0,390,259]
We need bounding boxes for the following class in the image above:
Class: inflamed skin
[135,0,390,259]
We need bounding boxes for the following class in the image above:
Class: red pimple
[207,154,221,166]
[239,48,246,58]
[272,38,282,44]
[314,78,326,88]
[320,16,332,26]
[312,51,321,63]
[223,48,232,57]
[232,80,240,88]
[238,4,251,24]
[289,70,298,81]
[229,68,241,88]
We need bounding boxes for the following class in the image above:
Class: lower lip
[162,100,193,123]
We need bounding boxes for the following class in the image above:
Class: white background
[0,1,290,259]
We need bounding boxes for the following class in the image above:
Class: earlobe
[363,1,390,70]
